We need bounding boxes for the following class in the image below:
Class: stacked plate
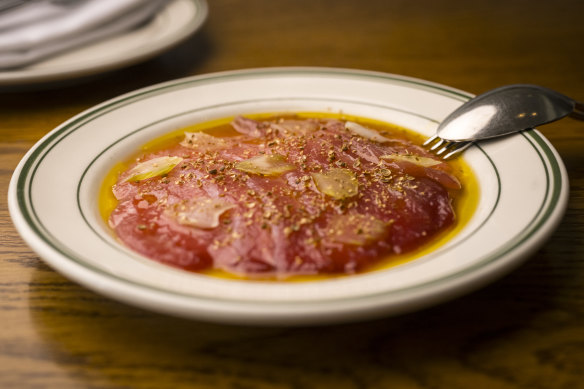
[0,0,208,88]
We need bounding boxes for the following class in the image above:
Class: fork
[423,84,584,159]
[423,136,473,160]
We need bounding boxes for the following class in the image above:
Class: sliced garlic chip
[125,156,183,182]
[235,154,296,176]
[168,198,234,229]
[327,214,388,246]
[271,119,319,135]
[180,132,228,150]
[311,168,359,199]
[381,154,441,167]
[345,121,391,143]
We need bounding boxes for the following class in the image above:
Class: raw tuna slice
[109,116,461,278]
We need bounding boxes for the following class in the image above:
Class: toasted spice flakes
[110,114,461,277]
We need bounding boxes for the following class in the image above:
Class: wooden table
[2,1,584,387]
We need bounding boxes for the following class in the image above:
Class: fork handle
[570,101,584,120]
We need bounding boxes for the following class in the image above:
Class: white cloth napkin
[0,0,170,69]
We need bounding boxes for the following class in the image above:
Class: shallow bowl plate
[8,68,569,325]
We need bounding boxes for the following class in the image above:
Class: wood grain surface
[2,1,584,388]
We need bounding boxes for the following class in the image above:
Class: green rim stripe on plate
[16,70,552,300]
[14,69,561,303]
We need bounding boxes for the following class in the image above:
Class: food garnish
[345,121,391,143]
[311,168,359,199]
[181,132,228,150]
[166,198,234,229]
[381,154,442,167]
[125,156,182,182]
[235,154,296,176]
[327,214,388,246]
[107,114,464,278]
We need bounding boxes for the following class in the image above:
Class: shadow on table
[26,236,584,389]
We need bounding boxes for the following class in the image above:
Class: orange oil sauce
[99,112,479,282]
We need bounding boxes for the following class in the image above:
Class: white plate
[8,68,569,325]
[0,0,208,89]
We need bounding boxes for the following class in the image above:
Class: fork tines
[423,135,472,160]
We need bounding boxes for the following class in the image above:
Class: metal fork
[423,136,472,160]
[423,84,584,160]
